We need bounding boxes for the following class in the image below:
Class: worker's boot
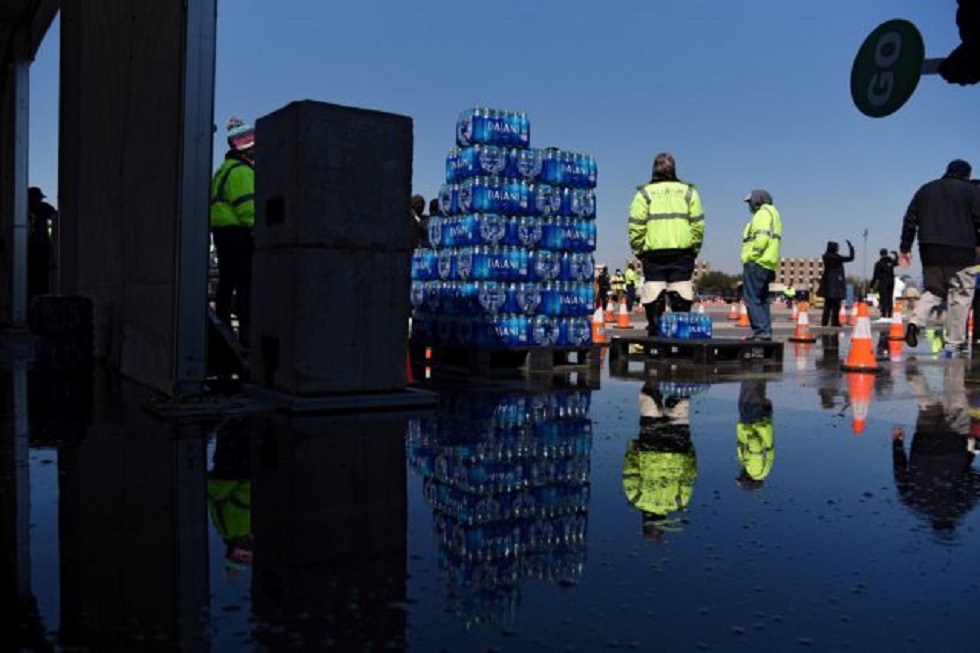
[644,295,666,337]
[668,291,693,314]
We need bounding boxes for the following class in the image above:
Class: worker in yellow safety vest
[739,189,782,342]
[210,116,256,349]
[622,380,700,542]
[628,152,705,336]
[735,379,775,489]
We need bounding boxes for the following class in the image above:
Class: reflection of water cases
[434,512,588,563]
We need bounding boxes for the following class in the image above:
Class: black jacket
[870,255,897,292]
[819,241,854,300]
[900,175,980,255]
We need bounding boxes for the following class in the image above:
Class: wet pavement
[3,315,980,651]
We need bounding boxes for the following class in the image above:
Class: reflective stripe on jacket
[210,157,255,229]
[741,204,782,270]
[629,180,705,255]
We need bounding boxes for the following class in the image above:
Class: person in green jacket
[210,116,256,349]
[207,418,253,579]
[740,189,782,341]
[629,152,705,335]
[622,380,700,542]
[736,379,775,489]
[623,262,638,312]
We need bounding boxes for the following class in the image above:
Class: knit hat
[226,116,255,152]
[945,159,971,179]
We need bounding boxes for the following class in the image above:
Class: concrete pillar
[249,101,414,395]
[59,0,215,396]
[0,59,30,325]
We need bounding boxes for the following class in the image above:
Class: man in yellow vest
[622,380,699,542]
[736,379,775,489]
[740,189,782,341]
[629,152,705,335]
[210,116,256,349]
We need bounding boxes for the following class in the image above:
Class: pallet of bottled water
[411,107,599,355]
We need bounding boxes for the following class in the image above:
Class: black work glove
[939,44,980,85]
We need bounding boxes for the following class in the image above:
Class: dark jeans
[742,262,774,338]
[878,283,894,318]
[625,284,636,312]
[212,226,254,345]
[822,298,843,327]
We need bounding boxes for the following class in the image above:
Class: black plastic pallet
[609,335,783,366]
[411,342,602,380]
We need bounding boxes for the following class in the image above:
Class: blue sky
[27,0,979,275]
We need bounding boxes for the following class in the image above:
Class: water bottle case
[418,107,598,350]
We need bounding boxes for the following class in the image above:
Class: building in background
[775,257,824,294]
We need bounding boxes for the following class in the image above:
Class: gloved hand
[939,45,980,85]
[846,239,853,248]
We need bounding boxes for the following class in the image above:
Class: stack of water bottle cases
[411,107,598,349]
[406,389,592,624]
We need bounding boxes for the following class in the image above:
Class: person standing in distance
[210,116,256,349]
[628,152,705,336]
[870,248,899,322]
[898,159,980,351]
[817,240,854,327]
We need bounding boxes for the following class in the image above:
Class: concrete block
[249,246,411,395]
[254,100,414,252]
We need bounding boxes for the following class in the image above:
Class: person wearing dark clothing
[411,194,427,248]
[898,159,980,351]
[870,248,898,320]
[27,186,57,301]
[893,360,980,539]
[210,116,256,349]
[596,266,611,309]
[818,240,854,326]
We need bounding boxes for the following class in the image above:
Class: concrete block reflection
[250,412,408,650]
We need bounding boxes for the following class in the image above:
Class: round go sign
[851,19,925,118]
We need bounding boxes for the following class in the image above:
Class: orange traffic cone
[614,297,633,329]
[847,371,874,435]
[887,339,903,363]
[736,301,750,327]
[604,299,615,323]
[591,308,607,344]
[841,302,881,373]
[839,303,848,326]
[788,301,816,343]
[790,302,799,322]
[793,342,810,371]
[424,346,433,380]
[849,303,859,327]
[887,306,904,341]
[728,302,739,320]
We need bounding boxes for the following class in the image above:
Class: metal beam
[172,0,216,397]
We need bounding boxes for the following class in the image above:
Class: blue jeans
[742,262,775,339]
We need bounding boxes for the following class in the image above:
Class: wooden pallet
[609,335,783,367]
[411,342,602,381]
